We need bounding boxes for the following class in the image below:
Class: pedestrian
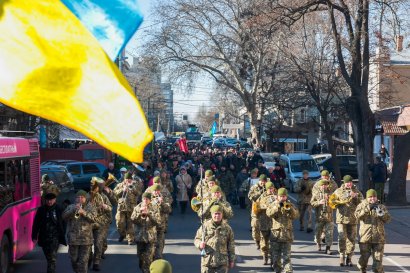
[332,175,363,267]
[175,166,192,214]
[310,180,334,254]
[355,189,391,273]
[379,144,389,162]
[32,192,67,273]
[102,162,120,180]
[368,157,387,202]
[131,192,160,273]
[63,190,97,273]
[194,205,235,273]
[150,259,172,273]
[266,188,299,273]
[294,170,314,233]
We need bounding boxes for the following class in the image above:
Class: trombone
[105,173,119,188]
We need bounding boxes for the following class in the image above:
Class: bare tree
[147,0,285,147]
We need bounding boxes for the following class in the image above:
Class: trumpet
[105,173,119,188]
[282,201,292,211]
[74,204,83,219]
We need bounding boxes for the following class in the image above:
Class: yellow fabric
[0,0,152,163]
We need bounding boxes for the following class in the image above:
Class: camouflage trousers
[260,230,271,260]
[298,203,312,229]
[358,243,385,273]
[314,221,333,247]
[251,216,261,242]
[116,210,134,243]
[137,242,155,273]
[92,224,110,265]
[41,239,60,273]
[68,244,92,273]
[270,241,292,273]
[154,228,166,260]
[200,265,228,273]
[337,224,357,257]
[375,183,385,203]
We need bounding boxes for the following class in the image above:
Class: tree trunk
[346,96,374,193]
[387,132,410,205]
[324,127,341,185]
[248,111,261,149]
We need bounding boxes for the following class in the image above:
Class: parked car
[212,138,237,149]
[279,153,321,192]
[318,155,358,180]
[260,153,279,169]
[40,165,74,193]
[58,161,106,191]
[312,153,332,165]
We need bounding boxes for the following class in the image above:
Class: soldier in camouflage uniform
[41,174,61,201]
[101,178,117,258]
[63,190,97,273]
[89,177,113,271]
[294,170,314,233]
[266,188,299,273]
[131,192,160,273]
[333,175,363,267]
[257,182,276,265]
[355,189,391,273]
[147,177,173,232]
[215,165,235,201]
[32,192,66,273]
[195,170,214,198]
[149,184,172,259]
[311,170,338,196]
[198,186,233,221]
[194,205,235,273]
[248,174,268,250]
[114,172,142,244]
[310,180,334,254]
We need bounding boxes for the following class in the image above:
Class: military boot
[345,256,353,267]
[92,264,100,271]
[256,241,260,250]
[325,246,333,255]
[317,243,322,251]
[339,255,345,266]
[306,228,313,233]
[263,256,269,265]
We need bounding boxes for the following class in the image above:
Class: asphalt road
[11,192,410,273]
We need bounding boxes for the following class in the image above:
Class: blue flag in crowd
[210,121,217,137]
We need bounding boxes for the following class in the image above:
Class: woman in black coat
[32,192,67,273]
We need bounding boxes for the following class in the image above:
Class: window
[290,160,318,173]
[83,164,100,174]
[67,164,81,175]
[83,149,105,160]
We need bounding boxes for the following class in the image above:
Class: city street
[12,192,410,273]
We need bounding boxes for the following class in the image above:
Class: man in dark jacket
[32,192,67,273]
[368,157,387,202]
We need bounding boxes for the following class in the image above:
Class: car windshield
[290,160,318,173]
[185,132,202,141]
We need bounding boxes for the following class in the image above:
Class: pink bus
[0,137,40,273]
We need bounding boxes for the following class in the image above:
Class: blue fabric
[62,0,143,60]
[210,121,217,137]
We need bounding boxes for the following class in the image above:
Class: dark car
[60,162,106,191]
[40,165,74,193]
[318,155,358,180]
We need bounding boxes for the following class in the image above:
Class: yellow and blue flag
[209,121,217,137]
[0,0,152,163]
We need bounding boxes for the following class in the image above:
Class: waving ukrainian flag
[0,0,152,163]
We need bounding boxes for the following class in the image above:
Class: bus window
[23,159,31,198]
[0,161,14,210]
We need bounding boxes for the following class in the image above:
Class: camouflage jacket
[196,179,210,198]
[310,188,333,223]
[41,182,61,197]
[198,198,233,221]
[355,200,391,244]
[90,192,112,226]
[333,184,363,224]
[151,194,172,230]
[114,181,141,212]
[294,178,314,204]
[63,202,97,245]
[216,171,235,195]
[131,203,160,243]
[248,183,266,216]
[103,188,118,206]
[266,201,299,242]
[194,219,235,267]
[145,187,173,205]
[258,192,276,231]
[312,179,338,196]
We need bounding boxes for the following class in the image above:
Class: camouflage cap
[343,175,353,183]
[149,259,172,273]
[42,174,50,182]
[142,192,152,200]
[205,170,213,177]
[317,179,329,186]
[277,188,288,196]
[210,205,223,213]
[44,192,57,200]
[250,168,259,175]
[153,176,161,184]
[211,185,222,193]
[259,174,267,181]
[302,170,309,175]
[124,173,132,179]
[76,190,87,198]
[366,189,377,198]
[265,182,274,190]
[91,176,104,186]
[321,170,330,176]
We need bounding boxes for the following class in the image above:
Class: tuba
[191,196,202,212]
[252,200,261,215]
[282,201,292,212]
[328,191,352,209]
[105,173,119,188]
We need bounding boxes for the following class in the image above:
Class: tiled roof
[380,120,407,135]
[375,106,408,135]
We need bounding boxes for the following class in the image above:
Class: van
[62,162,106,191]
[279,153,321,192]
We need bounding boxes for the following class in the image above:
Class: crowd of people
[32,143,392,273]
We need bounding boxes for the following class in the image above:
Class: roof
[397,106,410,127]
[375,106,408,135]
